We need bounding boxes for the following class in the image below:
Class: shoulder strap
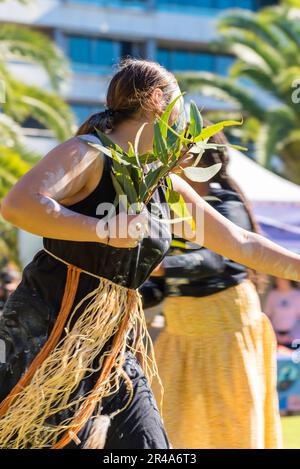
[79,133,111,173]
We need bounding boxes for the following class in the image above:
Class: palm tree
[0,0,76,260]
[178,2,300,183]
[282,0,300,6]
[0,24,75,143]
[0,117,30,259]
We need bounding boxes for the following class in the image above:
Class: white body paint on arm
[1,136,106,242]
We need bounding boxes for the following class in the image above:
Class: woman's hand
[99,206,149,249]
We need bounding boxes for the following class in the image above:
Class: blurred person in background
[150,126,281,449]
[264,278,300,348]
[0,260,21,313]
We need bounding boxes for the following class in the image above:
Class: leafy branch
[78,97,244,228]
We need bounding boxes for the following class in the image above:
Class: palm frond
[219,10,283,50]
[177,72,265,120]
[2,78,75,141]
[0,146,31,198]
[261,11,300,53]
[255,107,296,167]
[217,30,284,74]
[0,25,70,90]
[229,61,277,96]
[0,113,40,163]
[277,129,300,183]
[0,217,18,264]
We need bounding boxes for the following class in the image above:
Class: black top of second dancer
[140,183,253,307]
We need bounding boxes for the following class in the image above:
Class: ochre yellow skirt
[152,280,282,449]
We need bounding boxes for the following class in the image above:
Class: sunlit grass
[282,416,300,449]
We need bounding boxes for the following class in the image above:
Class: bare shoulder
[39,134,105,185]
[5,135,106,205]
[44,134,106,204]
[43,135,104,168]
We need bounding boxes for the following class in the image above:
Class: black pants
[67,352,170,450]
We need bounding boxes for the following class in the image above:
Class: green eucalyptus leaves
[78,97,244,227]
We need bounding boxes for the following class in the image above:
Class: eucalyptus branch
[80,97,244,225]
[144,144,192,204]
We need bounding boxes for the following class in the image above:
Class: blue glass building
[0,0,278,125]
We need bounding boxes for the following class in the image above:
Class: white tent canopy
[228,148,300,203]
[228,148,300,253]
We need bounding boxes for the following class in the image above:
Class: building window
[66,35,146,72]
[65,0,149,8]
[156,0,257,10]
[67,35,118,72]
[157,48,234,75]
[120,41,146,60]
[215,0,253,8]
[64,0,276,9]
[215,55,235,76]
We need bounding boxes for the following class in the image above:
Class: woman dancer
[151,128,282,449]
[1,59,300,449]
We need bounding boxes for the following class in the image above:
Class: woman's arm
[171,174,300,281]
[1,136,106,243]
[152,248,225,279]
[1,135,148,249]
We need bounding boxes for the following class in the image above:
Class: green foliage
[79,97,242,230]
[188,101,203,138]
[0,26,75,140]
[0,217,19,264]
[0,146,31,199]
[0,0,76,261]
[282,0,300,7]
[0,24,69,90]
[0,146,31,261]
[183,164,222,183]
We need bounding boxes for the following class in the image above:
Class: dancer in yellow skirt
[151,129,281,449]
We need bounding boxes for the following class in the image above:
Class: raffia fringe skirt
[0,251,160,449]
[152,280,282,449]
